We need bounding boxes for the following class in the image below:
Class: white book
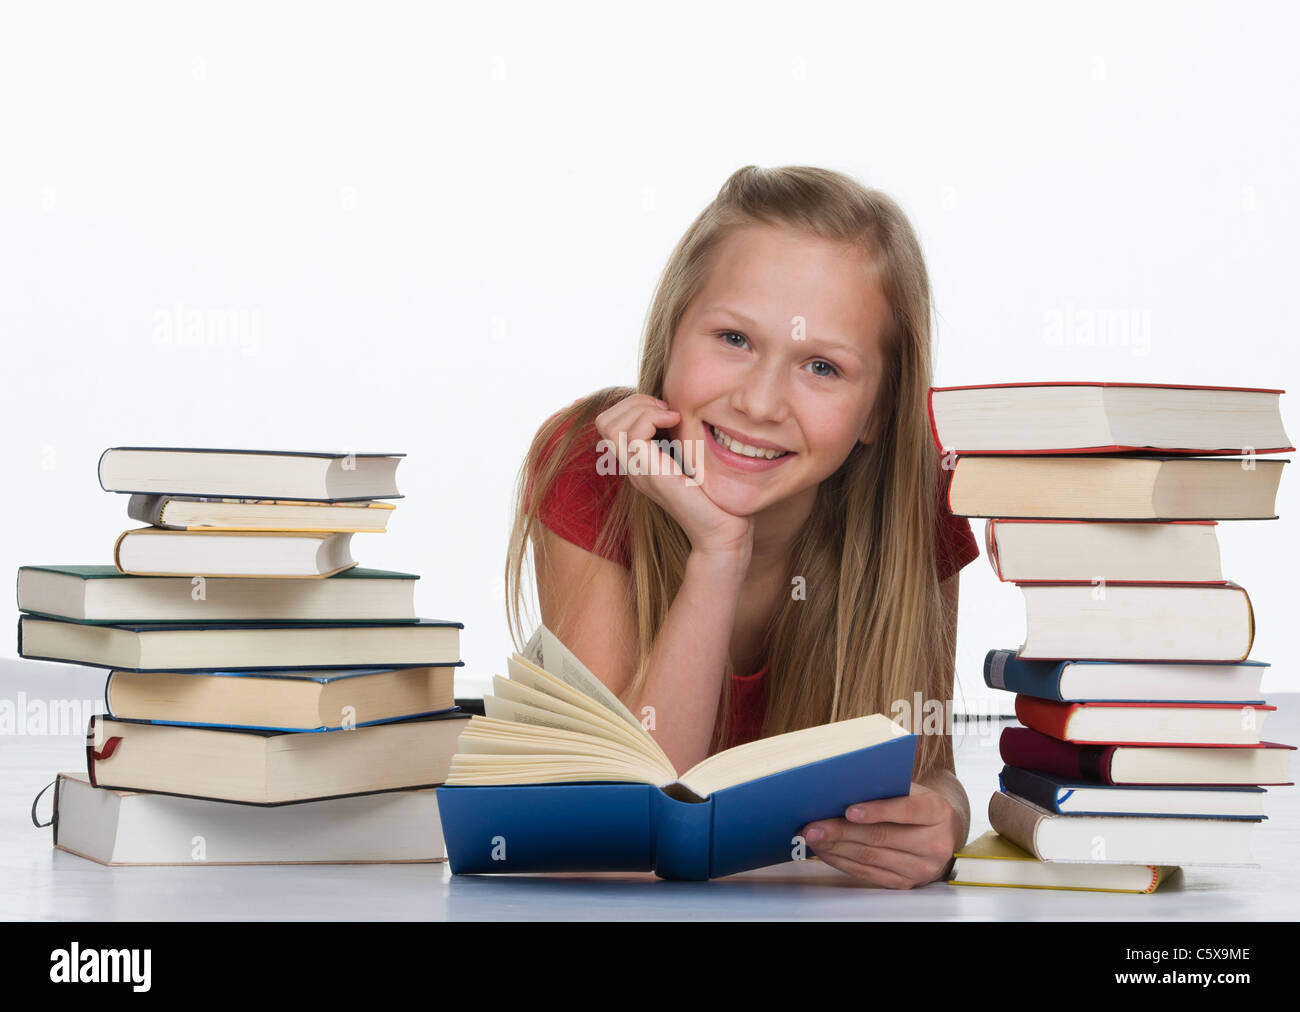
[98,447,403,501]
[1018,582,1254,661]
[114,528,356,578]
[929,382,1292,454]
[986,519,1223,583]
[50,771,445,865]
[988,790,1260,866]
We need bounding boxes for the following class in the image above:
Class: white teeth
[711,425,789,460]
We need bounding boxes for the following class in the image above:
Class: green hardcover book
[16,565,419,623]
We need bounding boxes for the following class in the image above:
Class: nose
[729,356,789,425]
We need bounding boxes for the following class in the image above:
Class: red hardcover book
[1014,696,1276,746]
[927,381,1293,455]
[998,726,1295,786]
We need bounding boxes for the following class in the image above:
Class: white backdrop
[1,1,1295,711]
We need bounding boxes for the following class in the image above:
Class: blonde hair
[505,165,955,775]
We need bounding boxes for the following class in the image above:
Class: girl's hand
[800,783,961,888]
[594,394,753,560]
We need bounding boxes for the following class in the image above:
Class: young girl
[504,165,980,888]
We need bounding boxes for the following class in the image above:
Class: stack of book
[931,382,1296,893]
[18,446,469,865]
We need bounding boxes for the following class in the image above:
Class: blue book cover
[436,732,917,880]
[101,704,462,734]
[982,648,1267,703]
[998,764,1267,819]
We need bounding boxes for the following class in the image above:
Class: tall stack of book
[18,447,469,865]
[930,383,1296,894]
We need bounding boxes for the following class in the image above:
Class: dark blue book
[437,732,917,880]
[998,764,1267,819]
[436,624,918,880]
[982,648,1267,703]
[18,614,462,671]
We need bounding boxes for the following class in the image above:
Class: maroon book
[998,725,1294,786]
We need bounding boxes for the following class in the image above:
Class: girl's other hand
[799,783,962,888]
[595,393,753,561]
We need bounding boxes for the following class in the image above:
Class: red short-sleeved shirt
[529,411,980,751]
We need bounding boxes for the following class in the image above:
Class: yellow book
[949,831,1179,894]
[129,495,396,532]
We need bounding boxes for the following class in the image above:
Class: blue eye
[716,329,839,378]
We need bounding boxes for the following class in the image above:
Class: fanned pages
[445,623,909,799]
[501,656,671,768]
[536,625,645,732]
[484,673,669,772]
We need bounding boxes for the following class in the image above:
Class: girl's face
[661,222,893,520]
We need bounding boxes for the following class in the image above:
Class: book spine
[127,494,167,527]
[1242,584,1256,659]
[50,776,63,843]
[1014,696,1077,740]
[112,530,130,574]
[983,650,1067,701]
[983,649,1012,692]
[650,789,713,881]
[926,387,944,453]
[998,765,1066,813]
[944,459,958,515]
[999,727,1117,784]
[86,717,124,789]
[987,791,1047,860]
[85,714,98,787]
[985,520,1004,580]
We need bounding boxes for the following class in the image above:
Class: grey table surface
[2,658,1296,921]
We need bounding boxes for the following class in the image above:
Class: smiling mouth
[705,422,794,460]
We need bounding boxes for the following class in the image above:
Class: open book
[435,626,916,880]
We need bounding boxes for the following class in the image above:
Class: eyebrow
[700,305,867,363]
